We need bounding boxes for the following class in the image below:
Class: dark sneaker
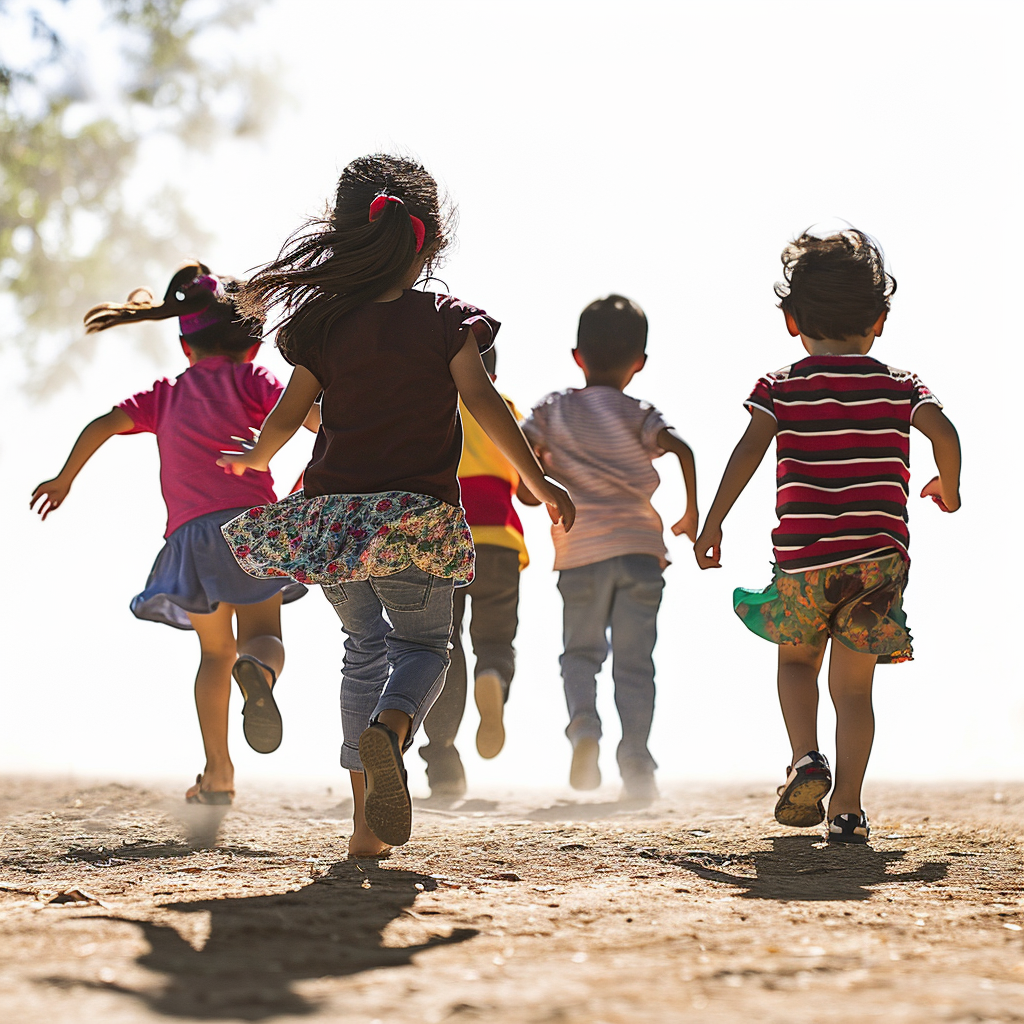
[827,811,870,845]
[359,722,412,847]
[774,751,832,827]
[569,737,601,790]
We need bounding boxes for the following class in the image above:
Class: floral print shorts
[733,553,912,664]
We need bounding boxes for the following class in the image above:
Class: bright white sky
[4,0,1022,797]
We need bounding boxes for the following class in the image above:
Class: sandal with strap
[774,750,832,827]
[358,721,413,847]
[185,774,234,805]
[232,655,282,754]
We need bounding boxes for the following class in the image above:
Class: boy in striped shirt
[695,229,961,844]
[523,296,698,802]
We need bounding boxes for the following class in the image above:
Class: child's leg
[777,641,828,765]
[465,545,521,758]
[235,593,285,683]
[419,583,468,794]
[607,555,664,792]
[826,642,878,818]
[186,604,238,797]
[557,561,615,746]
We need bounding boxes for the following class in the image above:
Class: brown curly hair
[775,229,896,341]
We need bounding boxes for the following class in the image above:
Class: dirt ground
[1,777,1022,1024]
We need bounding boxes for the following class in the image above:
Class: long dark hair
[775,229,897,341]
[238,154,454,365]
[84,262,263,352]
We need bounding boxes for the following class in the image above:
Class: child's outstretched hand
[533,478,576,532]
[920,475,960,513]
[30,476,71,520]
[671,508,699,542]
[216,447,269,476]
[693,523,722,569]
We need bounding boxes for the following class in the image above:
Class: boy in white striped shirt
[523,295,698,801]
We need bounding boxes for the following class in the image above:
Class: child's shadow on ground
[54,861,475,1020]
[640,835,948,901]
[524,797,655,822]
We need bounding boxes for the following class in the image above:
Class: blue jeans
[557,554,664,781]
[323,565,455,772]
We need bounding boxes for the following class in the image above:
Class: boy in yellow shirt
[419,347,537,799]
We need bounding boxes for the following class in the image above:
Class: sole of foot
[232,656,282,754]
[359,723,412,847]
[569,737,601,791]
[474,672,506,759]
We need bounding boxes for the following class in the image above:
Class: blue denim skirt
[131,507,307,630]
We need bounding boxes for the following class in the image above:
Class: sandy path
[1,777,1022,1023]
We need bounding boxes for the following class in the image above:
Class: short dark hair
[775,229,896,341]
[481,346,496,375]
[576,294,648,373]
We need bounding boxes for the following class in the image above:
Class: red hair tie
[368,193,426,253]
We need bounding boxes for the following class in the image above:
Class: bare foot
[347,822,392,859]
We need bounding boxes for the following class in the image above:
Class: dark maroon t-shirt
[295,290,498,507]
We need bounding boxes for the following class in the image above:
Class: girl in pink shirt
[31,264,314,806]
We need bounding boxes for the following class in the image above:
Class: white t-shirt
[522,387,670,571]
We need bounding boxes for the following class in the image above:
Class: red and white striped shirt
[745,354,941,573]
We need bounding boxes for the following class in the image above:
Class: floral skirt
[733,553,913,664]
[221,490,476,587]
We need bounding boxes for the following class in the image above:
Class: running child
[419,344,539,799]
[694,229,961,844]
[30,264,312,804]
[216,154,575,857]
[522,295,698,802]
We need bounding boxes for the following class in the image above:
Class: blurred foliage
[0,0,274,391]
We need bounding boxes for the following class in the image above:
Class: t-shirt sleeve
[438,294,501,362]
[116,379,168,434]
[744,376,776,420]
[246,364,286,417]
[639,403,671,457]
[520,402,546,447]
[909,373,942,417]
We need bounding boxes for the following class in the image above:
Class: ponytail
[84,262,263,352]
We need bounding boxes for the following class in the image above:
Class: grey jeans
[557,554,664,781]
[323,565,455,772]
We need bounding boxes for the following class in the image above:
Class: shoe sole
[474,673,506,759]
[569,737,601,790]
[826,830,869,845]
[232,658,282,754]
[774,774,831,827]
[359,726,412,847]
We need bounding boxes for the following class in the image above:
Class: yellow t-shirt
[459,397,529,569]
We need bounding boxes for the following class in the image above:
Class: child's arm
[218,366,322,475]
[911,404,962,512]
[657,427,699,542]
[30,408,135,520]
[515,478,542,506]
[450,336,575,530]
[693,408,776,568]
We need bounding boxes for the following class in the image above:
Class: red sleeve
[116,378,169,434]
[744,376,776,420]
[246,364,286,417]
[436,294,501,362]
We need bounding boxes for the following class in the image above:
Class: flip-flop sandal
[474,671,506,759]
[232,655,282,754]
[185,774,234,805]
[358,722,412,847]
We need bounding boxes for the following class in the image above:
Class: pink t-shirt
[117,356,283,537]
